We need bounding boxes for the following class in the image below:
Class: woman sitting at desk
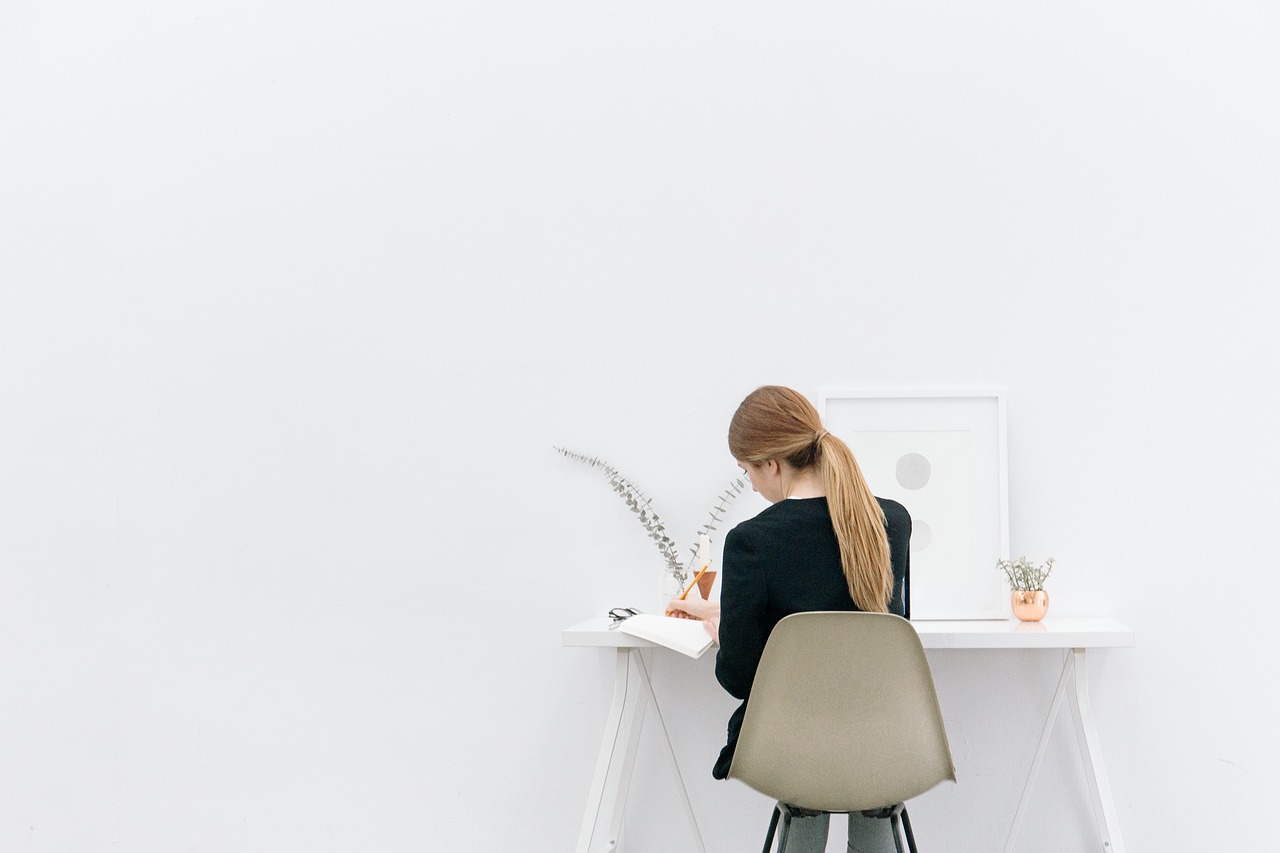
[668,385,911,853]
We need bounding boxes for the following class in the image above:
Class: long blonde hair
[727,385,893,613]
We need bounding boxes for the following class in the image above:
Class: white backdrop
[2,2,1278,852]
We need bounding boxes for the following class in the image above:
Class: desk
[564,616,1135,853]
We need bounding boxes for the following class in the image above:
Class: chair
[727,612,956,853]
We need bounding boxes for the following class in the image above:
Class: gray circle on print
[895,453,932,490]
[911,520,933,552]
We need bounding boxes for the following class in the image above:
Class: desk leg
[1002,649,1073,853]
[605,661,648,849]
[1002,649,1127,853]
[1068,648,1126,853]
[634,653,708,853]
[576,649,631,853]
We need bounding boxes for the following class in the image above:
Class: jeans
[784,811,899,853]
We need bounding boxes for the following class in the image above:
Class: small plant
[997,556,1055,591]
[556,447,749,587]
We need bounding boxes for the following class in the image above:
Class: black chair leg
[900,806,919,853]
[762,799,783,845]
[762,805,782,853]
[776,805,796,853]
[888,811,906,853]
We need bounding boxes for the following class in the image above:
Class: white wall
[2,2,1277,851]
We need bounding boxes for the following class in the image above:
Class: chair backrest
[727,611,956,813]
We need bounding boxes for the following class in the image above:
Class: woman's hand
[667,596,718,620]
[666,597,721,644]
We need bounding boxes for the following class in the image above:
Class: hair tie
[814,429,829,445]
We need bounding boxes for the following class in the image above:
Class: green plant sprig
[690,478,749,558]
[556,446,749,585]
[997,556,1055,591]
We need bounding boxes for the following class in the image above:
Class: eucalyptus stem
[556,446,750,586]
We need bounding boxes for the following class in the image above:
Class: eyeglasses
[607,607,641,623]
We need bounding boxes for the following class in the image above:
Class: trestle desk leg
[576,649,631,853]
[634,652,708,853]
[1002,649,1074,853]
[1068,648,1126,853]
[605,667,649,850]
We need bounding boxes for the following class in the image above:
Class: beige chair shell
[728,611,957,815]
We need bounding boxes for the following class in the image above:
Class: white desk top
[564,616,1135,651]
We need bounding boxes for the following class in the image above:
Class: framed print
[823,390,1009,620]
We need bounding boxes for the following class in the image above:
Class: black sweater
[711,496,911,779]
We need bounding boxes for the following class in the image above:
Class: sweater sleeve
[881,498,912,619]
[714,524,770,701]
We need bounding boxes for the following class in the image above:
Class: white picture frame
[823,389,1009,620]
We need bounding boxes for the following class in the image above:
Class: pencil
[666,563,710,615]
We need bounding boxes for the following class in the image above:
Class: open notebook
[617,614,714,659]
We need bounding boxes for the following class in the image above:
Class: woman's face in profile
[738,460,783,504]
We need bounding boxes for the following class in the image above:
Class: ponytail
[816,432,893,613]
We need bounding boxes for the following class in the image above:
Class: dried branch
[690,477,749,561]
[555,447,683,578]
[556,447,751,588]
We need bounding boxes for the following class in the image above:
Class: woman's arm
[713,526,769,700]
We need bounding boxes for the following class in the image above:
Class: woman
[668,385,911,853]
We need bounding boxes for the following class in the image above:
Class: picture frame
[823,389,1009,620]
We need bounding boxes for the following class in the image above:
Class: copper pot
[1011,589,1049,622]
